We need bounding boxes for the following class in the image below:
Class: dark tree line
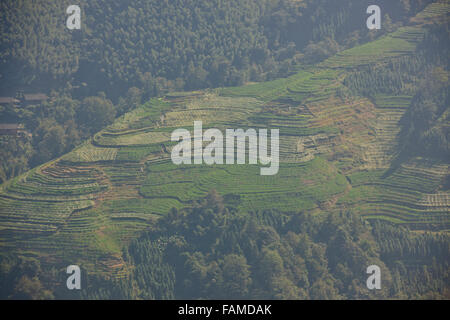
[398,23,450,159]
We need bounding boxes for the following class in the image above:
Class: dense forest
[1,191,448,299]
[1,0,433,98]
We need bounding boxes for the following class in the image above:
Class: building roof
[0,97,20,104]
[24,93,48,101]
[0,123,23,130]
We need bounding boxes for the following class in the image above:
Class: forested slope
[0,0,435,98]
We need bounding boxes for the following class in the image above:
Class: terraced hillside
[0,2,449,277]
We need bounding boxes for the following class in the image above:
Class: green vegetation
[1,0,433,99]
[0,1,448,299]
[3,192,447,299]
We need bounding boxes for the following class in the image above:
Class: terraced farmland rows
[361,95,412,169]
[411,1,450,22]
[0,2,448,279]
[139,158,349,214]
[321,26,424,69]
[341,158,449,228]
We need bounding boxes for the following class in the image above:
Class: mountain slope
[0,2,449,278]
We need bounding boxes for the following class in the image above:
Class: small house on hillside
[0,123,25,136]
[0,97,20,107]
[23,93,48,106]
[0,93,48,108]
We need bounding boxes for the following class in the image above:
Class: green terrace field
[140,158,348,214]
[339,158,449,227]
[0,3,448,277]
[411,1,450,23]
[321,26,424,69]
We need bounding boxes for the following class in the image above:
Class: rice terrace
[0,0,449,300]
